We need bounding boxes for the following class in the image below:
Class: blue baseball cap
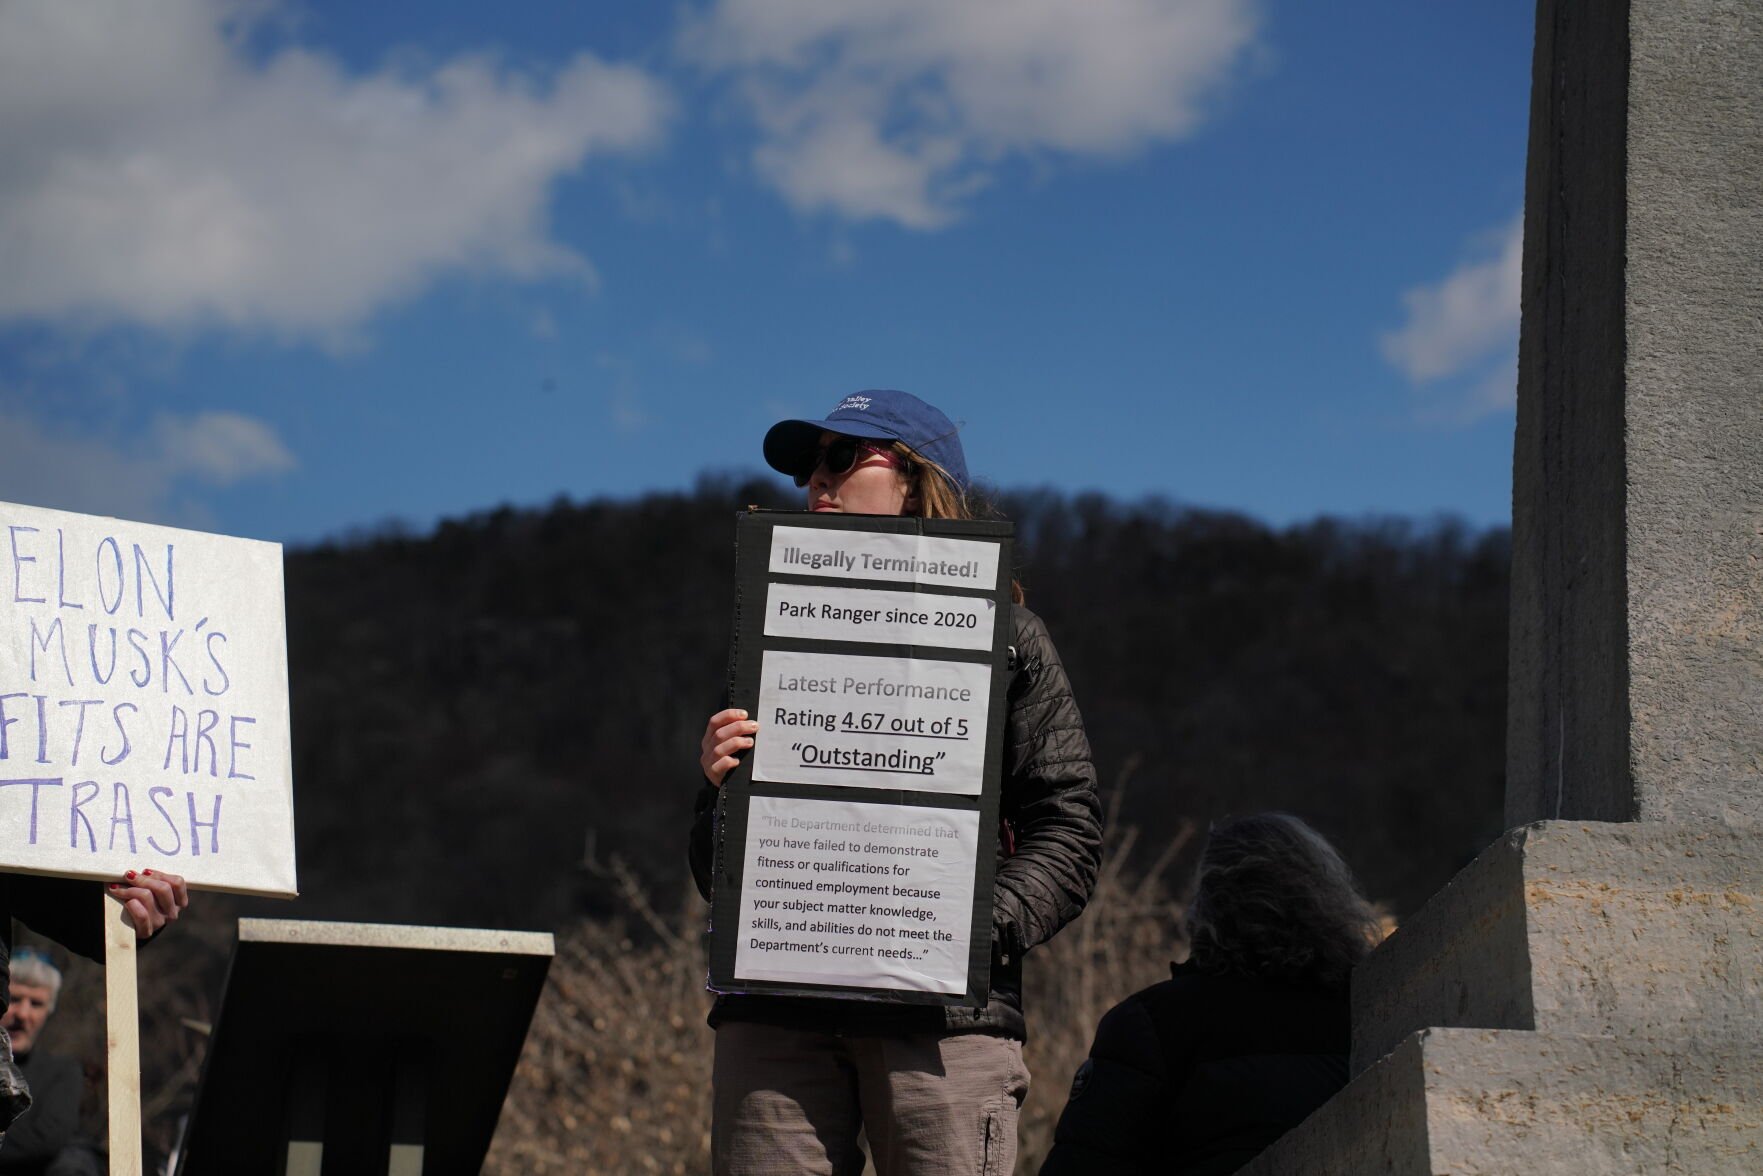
[764,390,969,491]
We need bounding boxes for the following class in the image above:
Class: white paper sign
[755,649,990,794]
[763,583,995,652]
[0,501,297,897]
[734,794,980,994]
[770,526,999,590]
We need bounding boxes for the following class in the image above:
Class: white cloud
[1379,214,1523,423]
[0,0,671,338]
[653,322,714,366]
[151,410,298,485]
[1382,215,1522,383]
[594,353,651,433]
[0,407,296,524]
[680,0,1261,227]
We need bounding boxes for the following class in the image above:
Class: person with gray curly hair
[1040,813,1383,1176]
[0,949,100,1176]
[0,955,57,1033]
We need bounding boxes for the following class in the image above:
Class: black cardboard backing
[707,511,1014,1007]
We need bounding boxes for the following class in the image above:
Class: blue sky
[0,0,1534,544]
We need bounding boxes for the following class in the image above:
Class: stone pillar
[1241,2,1763,1169]
[1507,0,1763,828]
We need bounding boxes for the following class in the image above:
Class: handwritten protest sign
[0,501,296,897]
[709,512,1011,1005]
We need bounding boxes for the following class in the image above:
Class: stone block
[1242,1028,1763,1176]
[1353,821,1763,1073]
[1509,0,1763,828]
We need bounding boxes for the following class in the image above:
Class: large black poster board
[707,511,1014,1007]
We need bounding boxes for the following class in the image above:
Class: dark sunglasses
[793,436,906,487]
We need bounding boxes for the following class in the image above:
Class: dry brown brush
[484,865,717,1175]
[486,804,1192,1175]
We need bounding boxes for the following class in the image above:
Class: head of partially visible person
[4,948,63,1056]
[764,390,972,520]
[1183,813,1383,991]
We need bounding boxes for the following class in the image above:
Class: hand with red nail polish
[106,869,190,940]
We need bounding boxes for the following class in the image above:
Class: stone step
[1352,820,1763,1072]
[1240,1027,1763,1176]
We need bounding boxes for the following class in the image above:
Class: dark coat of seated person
[1040,814,1384,1176]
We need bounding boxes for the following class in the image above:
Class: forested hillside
[31,477,1510,1164]
[265,477,1508,929]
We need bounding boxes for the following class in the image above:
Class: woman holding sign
[689,390,1103,1176]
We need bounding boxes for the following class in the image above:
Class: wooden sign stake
[104,896,142,1176]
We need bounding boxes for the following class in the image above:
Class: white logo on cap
[838,395,873,411]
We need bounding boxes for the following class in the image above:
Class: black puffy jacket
[1039,962,1350,1175]
[688,604,1102,1040]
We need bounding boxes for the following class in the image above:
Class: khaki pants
[712,1022,1029,1176]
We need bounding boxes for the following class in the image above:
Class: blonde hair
[895,444,968,520]
[892,442,1024,604]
